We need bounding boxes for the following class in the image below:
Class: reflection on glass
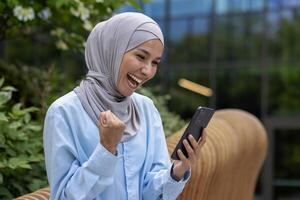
[267,11,280,37]
[282,9,294,20]
[268,0,281,9]
[171,0,211,16]
[216,0,263,14]
[251,0,264,10]
[143,2,165,18]
[153,18,165,35]
[216,0,229,14]
[194,18,209,35]
[282,0,300,7]
[229,0,249,12]
[170,19,188,41]
[251,14,263,34]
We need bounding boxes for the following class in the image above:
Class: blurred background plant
[138,87,185,137]
[0,0,142,110]
[0,78,45,199]
[165,12,300,119]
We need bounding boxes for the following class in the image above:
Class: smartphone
[171,106,215,160]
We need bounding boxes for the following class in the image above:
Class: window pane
[171,0,212,16]
[268,0,281,9]
[216,0,230,14]
[143,2,165,18]
[215,15,247,61]
[251,0,264,10]
[193,18,209,35]
[216,0,252,13]
[283,0,300,7]
[267,11,281,33]
[170,19,188,41]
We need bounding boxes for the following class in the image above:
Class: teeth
[128,73,142,84]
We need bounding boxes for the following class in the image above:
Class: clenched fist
[98,110,125,154]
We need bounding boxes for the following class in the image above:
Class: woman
[44,12,206,200]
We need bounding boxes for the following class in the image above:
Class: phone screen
[171,107,214,160]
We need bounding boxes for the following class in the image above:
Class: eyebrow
[136,48,161,60]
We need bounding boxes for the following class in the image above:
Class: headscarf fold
[74,12,164,142]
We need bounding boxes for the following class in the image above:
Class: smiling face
[117,39,164,97]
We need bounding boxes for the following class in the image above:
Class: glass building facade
[120,1,300,199]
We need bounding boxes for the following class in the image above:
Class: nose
[141,62,152,77]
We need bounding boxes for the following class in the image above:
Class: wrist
[170,164,183,181]
[100,141,117,155]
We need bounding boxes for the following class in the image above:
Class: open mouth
[127,73,142,89]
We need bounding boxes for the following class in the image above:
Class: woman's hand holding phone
[171,129,207,181]
[170,106,214,181]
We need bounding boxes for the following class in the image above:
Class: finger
[202,129,207,137]
[198,129,206,145]
[183,139,196,164]
[188,134,198,150]
[105,110,114,125]
[112,114,123,126]
[177,149,190,168]
[194,134,206,155]
[110,111,118,120]
[108,111,123,125]
[188,135,201,159]
[118,121,126,130]
[198,133,206,146]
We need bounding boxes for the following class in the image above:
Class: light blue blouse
[43,91,189,200]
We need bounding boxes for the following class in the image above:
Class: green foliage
[0,78,46,199]
[169,16,265,63]
[0,0,144,116]
[275,129,300,179]
[0,61,76,118]
[169,35,209,63]
[277,14,300,62]
[162,65,300,118]
[216,67,262,115]
[0,0,144,50]
[270,66,300,116]
[278,67,300,111]
[137,87,185,137]
[167,11,300,118]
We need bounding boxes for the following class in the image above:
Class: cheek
[149,67,157,79]
[123,59,140,74]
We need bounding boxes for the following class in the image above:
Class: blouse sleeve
[43,106,119,200]
[142,105,190,200]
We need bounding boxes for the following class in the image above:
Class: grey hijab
[74,12,164,142]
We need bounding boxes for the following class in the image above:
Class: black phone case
[171,107,215,160]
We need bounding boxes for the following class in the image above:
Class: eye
[152,61,159,67]
[137,54,145,60]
